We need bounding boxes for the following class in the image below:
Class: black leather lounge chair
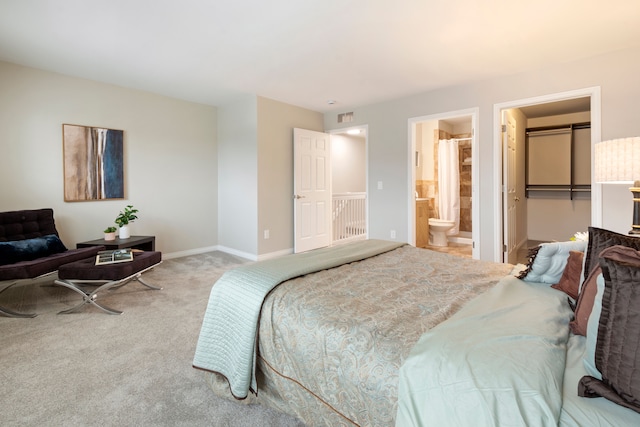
[0,208,103,317]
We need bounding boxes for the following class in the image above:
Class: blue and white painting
[63,124,124,201]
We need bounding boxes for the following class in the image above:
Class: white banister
[332,192,366,244]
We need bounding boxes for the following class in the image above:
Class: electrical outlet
[377,181,383,190]
[264,229,270,239]
[390,230,396,239]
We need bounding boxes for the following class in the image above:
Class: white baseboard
[256,248,293,261]
[164,245,293,262]
[162,245,220,260]
[210,245,257,261]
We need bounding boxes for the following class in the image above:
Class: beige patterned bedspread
[204,245,513,426]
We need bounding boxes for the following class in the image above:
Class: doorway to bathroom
[408,108,479,259]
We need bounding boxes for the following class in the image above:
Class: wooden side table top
[76,235,155,251]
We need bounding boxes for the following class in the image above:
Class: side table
[77,235,155,252]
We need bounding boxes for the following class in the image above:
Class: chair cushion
[0,246,104,280]
[0,235,67,266]
[58,251,162,281]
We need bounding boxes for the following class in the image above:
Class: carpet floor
[1,251,306,427]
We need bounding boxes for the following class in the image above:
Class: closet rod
[526,187,591,192]
[526,128,571,136]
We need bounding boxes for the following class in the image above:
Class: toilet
[428,218,455,247]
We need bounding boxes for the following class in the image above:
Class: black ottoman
[55,251,162,314]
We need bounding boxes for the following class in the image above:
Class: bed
[193,233,640,426]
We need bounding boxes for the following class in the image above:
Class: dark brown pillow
[570,265,602,336]
[578,245,640,413]
[551,250,583,300]
[583,227,640,284]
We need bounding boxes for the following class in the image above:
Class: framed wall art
[62,124,124,202]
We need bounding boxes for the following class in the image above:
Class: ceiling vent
[337,112,354,123]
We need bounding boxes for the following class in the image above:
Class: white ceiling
[1,1,639,113]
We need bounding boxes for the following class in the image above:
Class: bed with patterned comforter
[194,237,640,426]
[194,240,512,425]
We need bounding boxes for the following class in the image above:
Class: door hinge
[503,244,507,252]
[501,124,507,133]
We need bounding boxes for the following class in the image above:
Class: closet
[525,123,591,199]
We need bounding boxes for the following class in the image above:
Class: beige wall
[0,60,322,261]
[217,95,324,259]
[217,95,259,257]
[0,61,218,257]
[323,46,640,261]
[257,97,324,257]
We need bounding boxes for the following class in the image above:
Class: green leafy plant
[104,226,117,233]
[115,205,139,227]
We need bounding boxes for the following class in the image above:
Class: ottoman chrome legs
[54,263,162,315]
[0,281,37,317]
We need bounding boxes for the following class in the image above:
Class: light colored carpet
[0,251,306,427]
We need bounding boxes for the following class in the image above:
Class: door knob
[293,195,306,199]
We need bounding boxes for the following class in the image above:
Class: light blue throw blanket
[193,239,404,399]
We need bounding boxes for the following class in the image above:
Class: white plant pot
[119,225,130,239]
[104,232,116,241]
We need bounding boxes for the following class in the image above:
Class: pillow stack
[517,227,640,413]
[578,244,640,413]
[570,228,640,335]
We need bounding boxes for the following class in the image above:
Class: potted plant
[103,226,117,241]
[115,205,139,239]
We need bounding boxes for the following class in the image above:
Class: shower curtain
[438,139,460,235]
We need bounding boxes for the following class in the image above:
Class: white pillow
[519,240,588,284]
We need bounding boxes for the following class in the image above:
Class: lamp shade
[595,137,640,183]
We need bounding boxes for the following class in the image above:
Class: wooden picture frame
[62,124,124,202]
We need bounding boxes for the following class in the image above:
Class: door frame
[492,86,602,262]
[408,108,480,259]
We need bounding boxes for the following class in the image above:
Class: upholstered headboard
[0,209,59,242]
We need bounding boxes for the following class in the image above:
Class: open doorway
[292,126,368,253]
[494,87,601,263]
[409,108,479,259]
[329,126,368,245]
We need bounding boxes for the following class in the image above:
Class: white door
[502,110,518,264]
[294,128,332,253]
